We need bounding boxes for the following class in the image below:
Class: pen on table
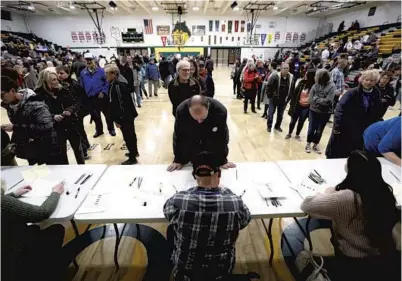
[74,174,86,184]
[80,174,93,185]
[129,177,137,187]
[390,171,401,182]
[173,185,178,193]
[236,169,238,180]
[75,187,81,198]
[240,189,246,197]
[314,169,322,178]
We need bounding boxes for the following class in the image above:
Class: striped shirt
[301,189,380,258]
[331,67,345,93]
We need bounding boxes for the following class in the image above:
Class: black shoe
[84,154,91,160]
[275,127,283,132]
[257,107,261,110]
[154,94,158,96]
[244,111,248,114]
[109,130,116,136]
[261,114,267,118]
[138,104,142,108]
[252,110,257,113]
[121,158,138,165]
[267,128,272,132]
[125,152,140,157]
[93,132,104,138]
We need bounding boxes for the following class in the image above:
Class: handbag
[1,143,16,165]
[295,250,331,281]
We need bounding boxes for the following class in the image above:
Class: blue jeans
[267,99,286,129]
[307,110,331,144]
[288,106,309,135]
[133,86,141,106]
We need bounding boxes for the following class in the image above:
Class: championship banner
[240,21,245,32]
[260,34,267,46]
[274,31,280,42]
[222,23,225,32]
[285,32,292,42]
[220,37,222,44]
[214,35,217,45]
[209,20,213,32]
[215,20,219,32]
[78,31,85,42]
[300,32,306,42]
[71,32,78,43]
[161,36,167,47]
[246,22,251,32]
[292,32,299,43]
[157,25,170,36]
[234,20,239,32]
[268,33,273,44]
[228,21,233,33]
[85,31,92,42]
[208,35,211,45]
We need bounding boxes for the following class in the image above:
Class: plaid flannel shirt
[163,186,251,281]
[331,67,345,93]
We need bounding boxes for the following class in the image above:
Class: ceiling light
[152,6,159,11]
[230,1,238,9]
[192,7,199,11]
[273,6,278,10]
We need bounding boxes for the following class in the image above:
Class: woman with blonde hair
[326,70,383,159]
[35,68,83,164]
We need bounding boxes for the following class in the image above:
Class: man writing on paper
[167,95,236,172]
[164,151,251,281]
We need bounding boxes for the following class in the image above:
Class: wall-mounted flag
[292,32,299,43]
[240,21,245,32]
[222,23,226,32]
[268,33,273,44]
[144,19,153,34]
[161,36,167,46]
[209,20,213,32]
[234,20,239,32]
[228,21,233,33]
[78,31,85,42]
[214,35,217,44]
[220,37,222,44]
[71,32,78,43]
[274,31,280,42]
[285,32,292,42]
[215,20,219,32]
[246,22,251,32]
[300,33,306,42]
[260,34,267,46]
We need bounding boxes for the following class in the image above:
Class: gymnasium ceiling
[1,0,383,18]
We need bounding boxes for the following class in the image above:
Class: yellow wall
[154,47,204,60]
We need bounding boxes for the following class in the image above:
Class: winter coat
[308,81,337,114]
[159,60,174,79]
[1,89,56,162]
[146,63,161,81]
[173,97,228,166]
[288,80,309,117]
[23,68,38,90]
[205,59,214,71]
[204,74,215,98]
[325,86,383,159]
[377,83,396,117]
[243,70,261,90]
[65,79,90,119]
[118,63,134,93]
[168,76,201,117]
[80,67,109,97]
[264,72,295,104]
[108,75,138,123]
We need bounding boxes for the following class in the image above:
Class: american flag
[144,19,153,34]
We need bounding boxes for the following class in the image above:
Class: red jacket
[243,70,261,90]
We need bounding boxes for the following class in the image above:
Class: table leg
[113,223,121,270]
[69,220,80,270]
[85,224,92,233]
[261,218,275,266]
[293,217,313,251]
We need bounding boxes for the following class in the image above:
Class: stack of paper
[21,178,59,197]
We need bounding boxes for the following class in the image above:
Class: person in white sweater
[301,150,400,281]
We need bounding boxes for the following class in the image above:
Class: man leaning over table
[167,95,236,172]
[163,151,251,281]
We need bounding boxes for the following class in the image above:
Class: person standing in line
[326,70,383,159]
[242,62,261,114]
[301,151,401,281]
[331,54,348,110]
[265,63,295,133]
[205,55,214,76]
[35,69,84,164]
[80,53,115,138]
[256,59,266,110]
[189,59,207,95]
[71,53,86,82]
[231,59,241,96]
[56,65,91,160]
[235,58,247,99]
[285,69,316,141]
[139,63,148,99]
[117,56,134,95]
[260,62,278,119]
[1,181,66,281]
[168,60,200,117]
[1,77,57,165]
[159,56,174,89]
[305,69,336,154]
[105,65,139,165]
[146,58,160,97]
[364,116,401,166]
[377,71,396,118]
[127,55,142,108]
[164,151,251,281]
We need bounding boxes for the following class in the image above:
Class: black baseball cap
[192,152,220,177]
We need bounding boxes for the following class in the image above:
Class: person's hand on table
[167,163,183,172]
[1,123,13,132]
[13,185,32,197]
[52,182,64,194]
[220,162,236,169]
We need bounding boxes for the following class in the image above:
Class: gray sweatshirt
[308,81,336,114]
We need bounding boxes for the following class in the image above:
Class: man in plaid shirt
[163,152,251,281]
[331,54,348,110]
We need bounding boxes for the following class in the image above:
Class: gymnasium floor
[1,67,399,281]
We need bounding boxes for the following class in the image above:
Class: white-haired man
[168,60,201,117]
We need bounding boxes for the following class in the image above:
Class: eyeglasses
[181,68,190,72]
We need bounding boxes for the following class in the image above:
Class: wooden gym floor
[1,67,399,281]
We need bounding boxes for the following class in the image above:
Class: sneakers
[121,158,138,165]
[285,134,291,139]
[305,143,311,153]
[313,144,322,154]
[295,135,301,141]
[274,127,283,132]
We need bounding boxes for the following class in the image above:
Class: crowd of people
[1,27,401,281]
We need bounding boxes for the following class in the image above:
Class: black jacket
[325,86,382,159]
[288,80,308,116]
[265,72,295,104]
[63,79,89,118]
[108,75,138,123]
[1,89,56,162]
[173,97,229,166]
[377,83,396,117]
[159,60,174,79]
[204,75,215,98]
[118,63,134,93]
[168,76,201,117]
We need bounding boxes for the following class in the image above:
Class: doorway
[210,48,241,67]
